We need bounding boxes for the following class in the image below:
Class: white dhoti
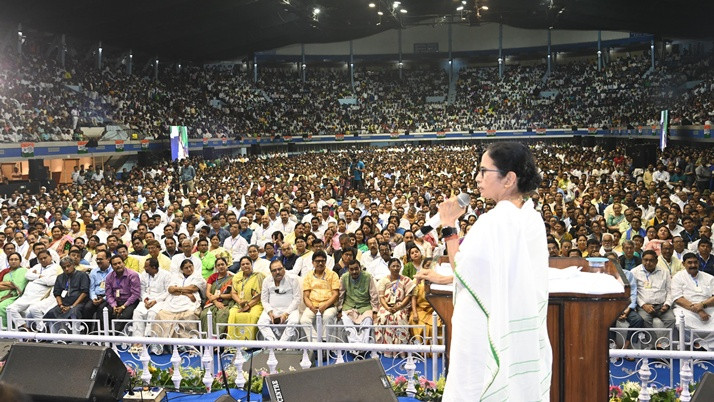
[674,307,714,349]
[132,302,166,337]
[257,310,300,342]
[341,310,373,344]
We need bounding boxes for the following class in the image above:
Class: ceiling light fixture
[400,8,407,13]
[313,7,320,14]
[481,6,489,10]
[457,6,464,11]
[377,10,384,15]
[369,2,375,7]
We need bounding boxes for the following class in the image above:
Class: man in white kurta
[257,260,302,342]
[151,264,206,340]
[447,199,551,401]
[671,253,714,350]
[132,258,172,337]
[6,251,61,330]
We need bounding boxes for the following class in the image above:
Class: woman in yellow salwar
[410,259,441,344]
[227,256,264,340]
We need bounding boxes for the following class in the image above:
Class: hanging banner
[306,133,313,142]
[115,140,124,152]
[141,139,150,149]
[390,132,399,139]
[77,141,88,154]
[202,137,209,146]
[436,131,446,138]
[21,142,34,157]
[335,133,344,141]
[221,136,228,146]
[486,129,496,137]
[587,127,597,134]
[637,126,643,135]
[704,124,711,139]
[535,128,547,135]
[283,134,292,142]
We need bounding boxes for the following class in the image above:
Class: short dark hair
[312,250,327,261]
[485,142,541,193]
[145,257,159,270]
[641,250,658,260]
[682,252,698,262]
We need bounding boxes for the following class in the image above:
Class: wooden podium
[426,257,630,402]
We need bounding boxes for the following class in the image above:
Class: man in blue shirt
[350,155,365,191]
[180,159,196,194]
[81,250,113,332]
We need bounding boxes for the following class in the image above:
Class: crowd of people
[0,140,712,354]
[1,35,713,142]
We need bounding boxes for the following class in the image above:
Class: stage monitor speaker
[0,343,129,401]
[692,372,714,401]
[0,340,16,361]
[28,159,47,181]
[242,350,311,373]
[262,359,397,402]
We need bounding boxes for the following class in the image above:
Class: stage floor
[120,349,437,401]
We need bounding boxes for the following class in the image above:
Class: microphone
[415,193,471,238]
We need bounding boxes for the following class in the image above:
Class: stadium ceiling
[1,0,712,62]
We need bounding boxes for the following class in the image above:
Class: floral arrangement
[127,364,289,395]
[389,373,446,401]
[609,381,698,402]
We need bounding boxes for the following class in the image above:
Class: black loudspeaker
[242,350,312,373]
[137,151,152,167]
[0,340,16,361]
[573,135,583,146]
[28,159,47,181]
[87,138,99,148]
[203,146,215,160]
[0,343,129,401]
[583,136,596,147]
[261,359,397,401]
[287,142,297,153]
[692,372,714,401]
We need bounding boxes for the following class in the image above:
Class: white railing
[608,309,714,402]
[1,309,446,398]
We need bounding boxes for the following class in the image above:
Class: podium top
[548,256,630,299]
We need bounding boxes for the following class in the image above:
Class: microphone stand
[214,348,237,402]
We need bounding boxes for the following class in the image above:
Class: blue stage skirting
[158,390,421,401]
[118,350,709,400]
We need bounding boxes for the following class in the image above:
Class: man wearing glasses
[631,250,675,346]
[257,260,301,342]
[672,253,714,350]
[299,251,340,342]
